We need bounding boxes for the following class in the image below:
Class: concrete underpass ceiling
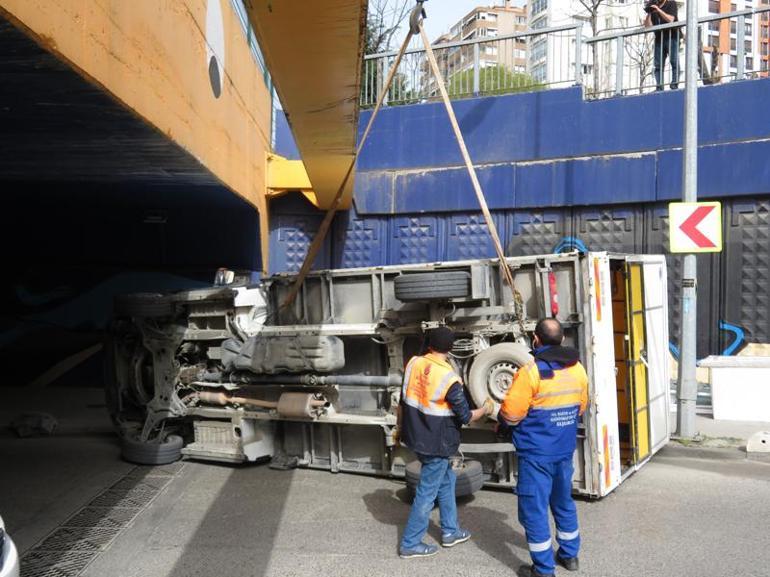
[246,0,368,211]
[0,16,222,189]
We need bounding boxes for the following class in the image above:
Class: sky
[400,0,527,43]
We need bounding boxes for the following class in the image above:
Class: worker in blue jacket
[397,326,493,558]
[498,318,589,577]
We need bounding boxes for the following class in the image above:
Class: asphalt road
[71,446,770,577]
[3,390,769,577]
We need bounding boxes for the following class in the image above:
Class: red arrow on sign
[679,205,716,248]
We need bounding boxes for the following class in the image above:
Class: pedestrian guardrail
[360,6,770,106]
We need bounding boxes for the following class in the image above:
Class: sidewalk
[669,411,770,448]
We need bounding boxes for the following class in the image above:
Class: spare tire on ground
[114,293,174,318]
[405,459,484,497]
[121,433,183,465]
[394,271,471,302]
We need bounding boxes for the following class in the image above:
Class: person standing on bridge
[644,0,680,91]
[498,318,589,577]
[397,326,492,559]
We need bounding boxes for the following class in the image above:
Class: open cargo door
[625,261,651,463]
[630,256,671,454]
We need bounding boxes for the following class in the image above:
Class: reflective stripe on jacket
[499,346,588,460]
[400,352,470,457]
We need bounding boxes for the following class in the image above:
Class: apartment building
[701,0,770,80]
[433,1,529,77]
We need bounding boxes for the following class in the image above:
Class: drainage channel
[21,462,186,577]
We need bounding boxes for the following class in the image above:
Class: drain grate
[21,463,185,577]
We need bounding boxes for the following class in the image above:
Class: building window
[731,21,737,34]
[747,56,754,69]
[486,45,498,55]
[731,54,737,67]
[746,23,753,35]
[488,13,498,21]
[532,62,547,82]
[531,0,548,17]
[708,0,719,12]
[532,17,548,29]
[731,38,737,50]
[709,20,720,31]
[746,40,753,52]
[731,3,737,10]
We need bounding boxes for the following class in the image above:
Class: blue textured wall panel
[333,209,388,268]
[393,164,514,214]
[445,212,508,261]
[389,216,444,264]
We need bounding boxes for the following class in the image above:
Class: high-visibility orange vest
[402,352,461,417]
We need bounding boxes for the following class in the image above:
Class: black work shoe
[556,554,579,571]
[529,566,555,577]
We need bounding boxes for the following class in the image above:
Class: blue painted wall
[352,78,770,214]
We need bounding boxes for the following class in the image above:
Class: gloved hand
[482,398,496,416]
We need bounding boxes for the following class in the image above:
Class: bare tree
[365,0,412,54]
[571,0,609,92]
[625,33,654,93]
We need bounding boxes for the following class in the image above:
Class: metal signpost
[675,0,711,439]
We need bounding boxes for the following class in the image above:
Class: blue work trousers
[516,456,580,575]
[401,455,459,549]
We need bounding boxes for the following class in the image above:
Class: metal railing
[587,6,770,98]
[360,6,770,107]
[361,23,582,106]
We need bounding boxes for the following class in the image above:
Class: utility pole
[676,0,699,438]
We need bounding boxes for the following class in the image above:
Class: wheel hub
[487,361,518,401]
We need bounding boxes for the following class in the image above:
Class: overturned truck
[107,252,670,498]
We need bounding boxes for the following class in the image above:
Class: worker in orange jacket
[398,326,492,558]
[498,318,589,577]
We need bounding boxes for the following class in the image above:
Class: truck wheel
[121,433,183,465]
[394,271,471,302]
[468,343,533,416]
[405,459,484,497]
[114,293,174,318]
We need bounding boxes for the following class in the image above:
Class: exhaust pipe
[196,391,328,418]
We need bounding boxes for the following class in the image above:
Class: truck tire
[114,293,174,318]
[121,433,183,465]
[394,271,471,302]
[405,459,484,497]
[468,343,533,415]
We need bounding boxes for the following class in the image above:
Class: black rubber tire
[121,434,183,465]
[114,293,173,318]
[394,271,471,302]
[405,459,484,497]
[467,343,533,416]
